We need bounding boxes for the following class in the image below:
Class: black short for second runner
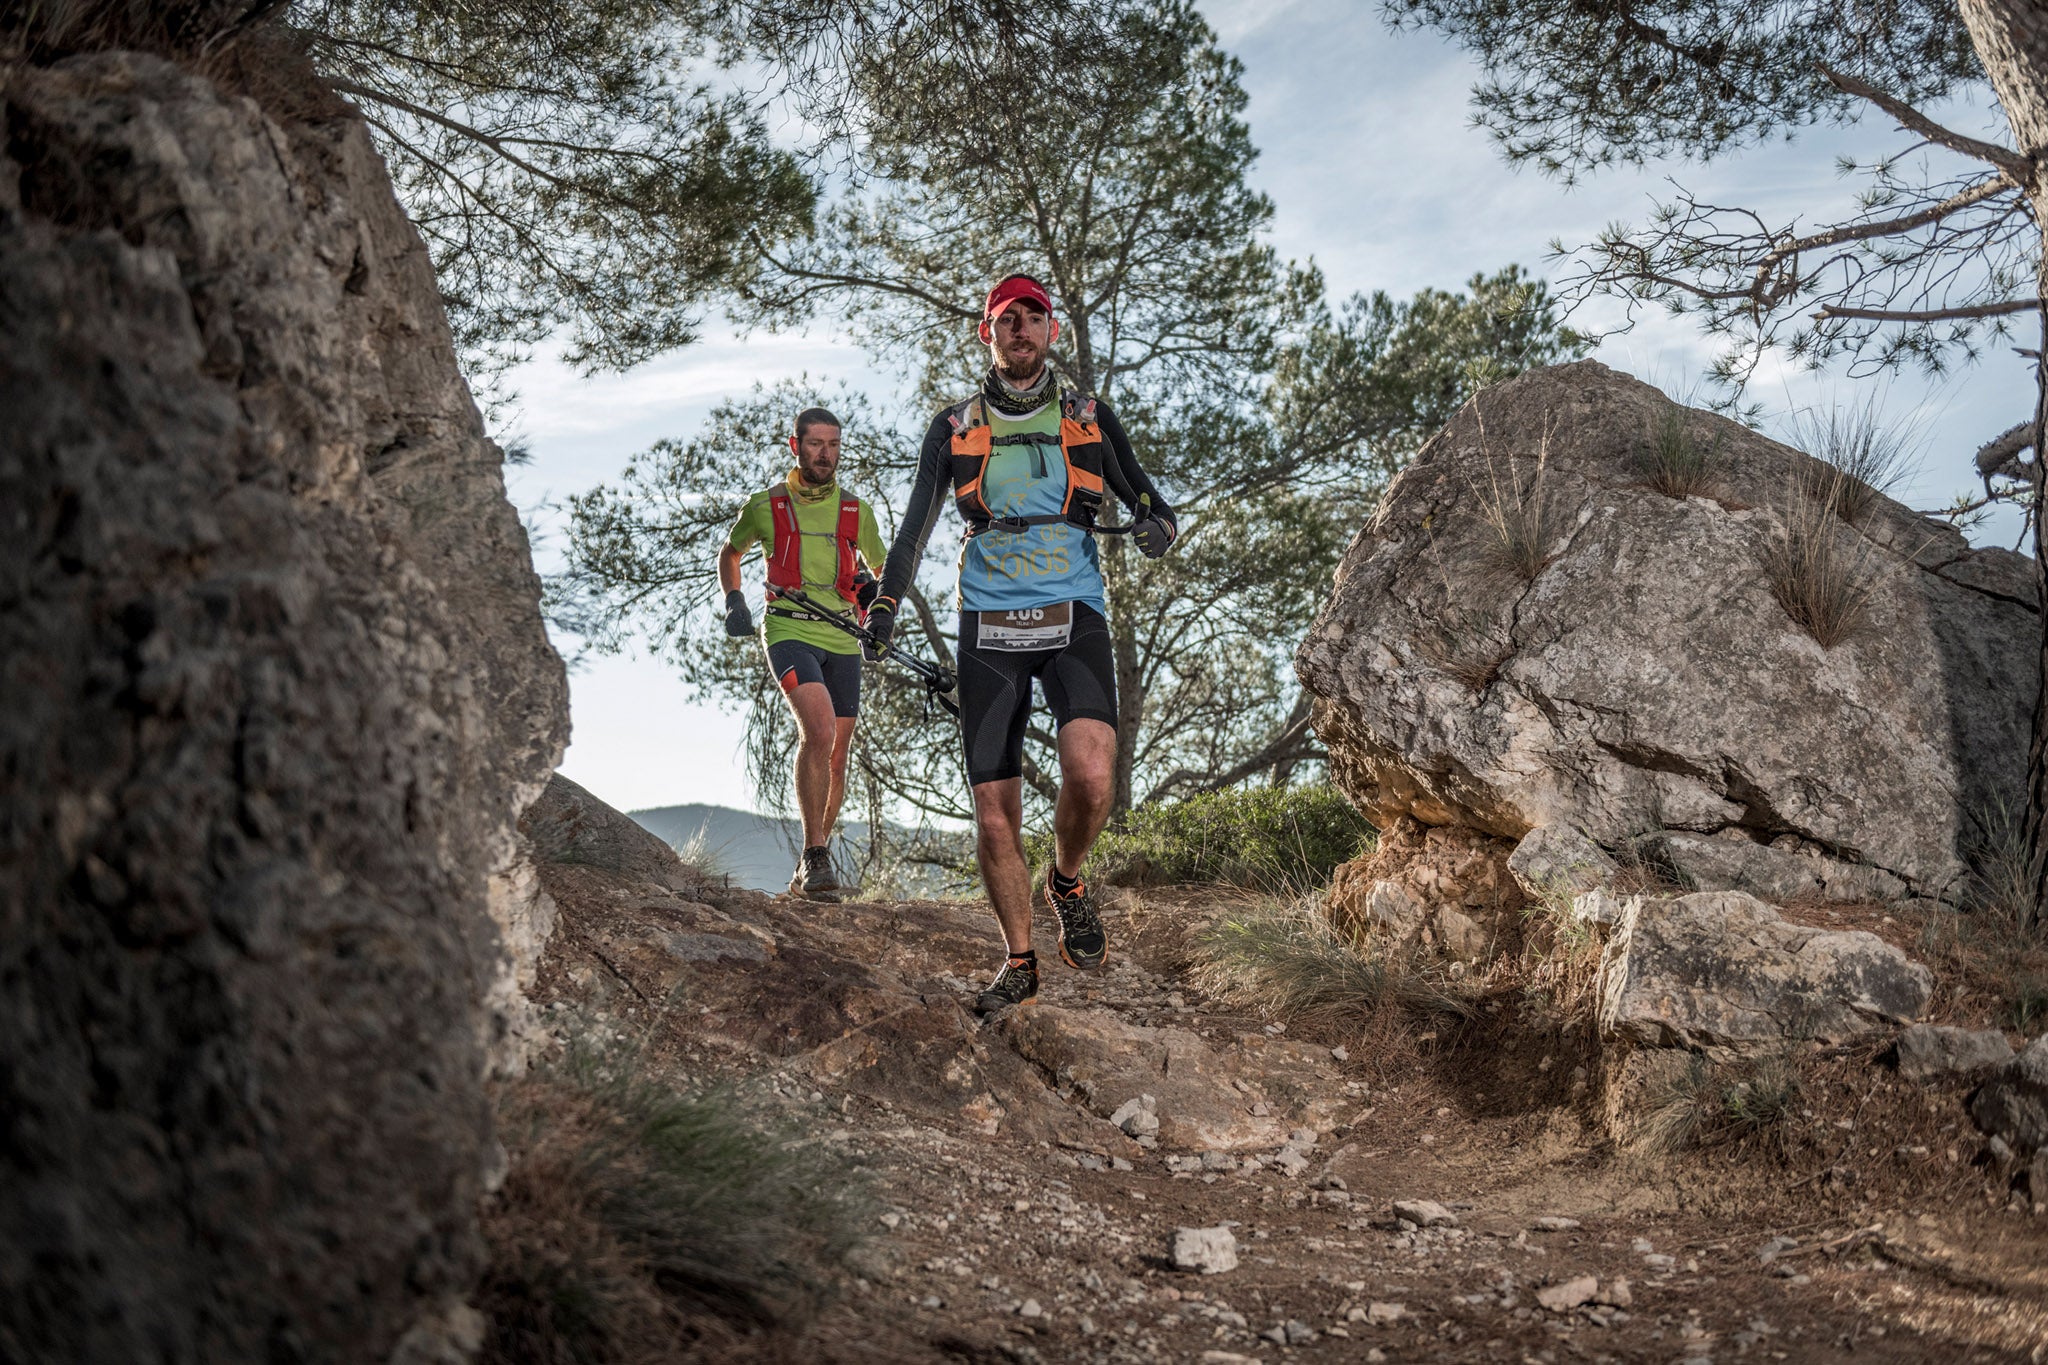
[956,601,1116,785]
[765,638,861,717]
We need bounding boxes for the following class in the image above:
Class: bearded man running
[718,407,886,901]
[867,274,1178,1013]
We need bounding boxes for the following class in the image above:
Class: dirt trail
[530,859,2048,1364]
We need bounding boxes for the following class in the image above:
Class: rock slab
[1896,1023,2014,1082]
[1598,891,1932,1054]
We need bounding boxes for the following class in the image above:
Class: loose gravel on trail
[533,869,2048,1363]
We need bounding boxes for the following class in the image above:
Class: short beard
[796,460,835,486]
[992,344,1046,386]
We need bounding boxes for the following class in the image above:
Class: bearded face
[988,301,1052,383]
[792,424,842,486]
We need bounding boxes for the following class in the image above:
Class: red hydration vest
[767,489,864,612]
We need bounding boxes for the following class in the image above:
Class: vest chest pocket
[972,602,1074,652]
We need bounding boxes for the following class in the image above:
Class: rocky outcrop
[1326,816,1525,962]
[1973,1036,2048,1155]
[1296,361,2037,898]
[1895,1023,2013,1082]
[1597,892,1932,1054]
[1,49,564,1365]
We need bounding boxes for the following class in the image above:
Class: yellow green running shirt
[725,481,886,654]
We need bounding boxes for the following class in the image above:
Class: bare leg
[822,716,857,838]
[786,682,837,848]
[973,777,1034,953]
[1051,719,1117,878]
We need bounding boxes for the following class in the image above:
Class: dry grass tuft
[1471,445,1560,582]
[1416,605,1516,692]
[1639,1051,1802,1156]
[1191,894,1471,1025]
[1636,404,1716,499]
[478,1048,869,1363]
[1759,467,1882,648]
[1785,396,1919,524]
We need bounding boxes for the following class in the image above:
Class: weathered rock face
[1296,360,2037,897]
[1326,816,1524,962]
[1,50,565,1365]
[1973,1036,2048,1155]
[1597,892,1932,1054]
[1895,1023,2014,1083]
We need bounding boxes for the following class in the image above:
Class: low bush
[1068,784,1372,892]
[479,1048,869,1363]
[1190,894,1471,1024]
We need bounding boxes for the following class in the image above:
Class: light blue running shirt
[957,401,1108,616]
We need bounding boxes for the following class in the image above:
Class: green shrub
[479,1048,869,1362]
[1051,784,1372,892]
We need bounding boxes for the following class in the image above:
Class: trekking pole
[770,589,961,718]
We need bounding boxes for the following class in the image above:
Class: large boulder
[1296,361,2036,897]
[1597,891,1933,1054]
[1,49,565,1365]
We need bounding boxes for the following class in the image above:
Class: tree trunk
[1958,0,2048,924]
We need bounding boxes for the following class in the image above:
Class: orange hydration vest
[766,490,864,612]
[944,390,1107,535]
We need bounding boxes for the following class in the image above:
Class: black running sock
[1049,868,1081,896]
[805,844,829,859]
[1006,949,1037,968]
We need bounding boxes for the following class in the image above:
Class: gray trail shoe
[790,845,841,902]
[973,956,1039,1016]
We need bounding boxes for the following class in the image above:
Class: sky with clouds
[504,0,2032,816]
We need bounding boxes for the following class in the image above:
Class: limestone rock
[1972,1036,2048,1155]
[1170,1226,1239,1274]
[1296,361,2034,897]
[1635,830,1907,904]
[0,50,565,1364]
[1329,816,1524,962]
[1391,1199,1458,1228]
[1597,892,1932,1054]
[523,771,699,892]
[999,1007,1339,1149]
[1509,824,1618,899]
[1895,1023,2013,1082]
[1536,1276,1600,1311]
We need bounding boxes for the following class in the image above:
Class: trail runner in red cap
[869,274,1179,1014]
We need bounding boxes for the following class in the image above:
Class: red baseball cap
[982,274,1053,322]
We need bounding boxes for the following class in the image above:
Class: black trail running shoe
[1045,878,1108,970]
[789,845,841,903]
[973,957,1039,1016]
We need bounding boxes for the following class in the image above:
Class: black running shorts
[765,638,861,718]
[956,601,1116,786]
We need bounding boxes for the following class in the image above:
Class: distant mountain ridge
[627,802,869,893]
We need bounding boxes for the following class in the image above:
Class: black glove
[1131,508,1177,559]
[863,603,895,662]
[854,572,880,612]
[723,588,754,638]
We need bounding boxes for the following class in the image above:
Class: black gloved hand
[863,603,895,662]
[723,588,754,638]
[854,572,880,612]
[1131,508,1177,559]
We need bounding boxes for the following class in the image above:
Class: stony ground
[526,859,2048,1364]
